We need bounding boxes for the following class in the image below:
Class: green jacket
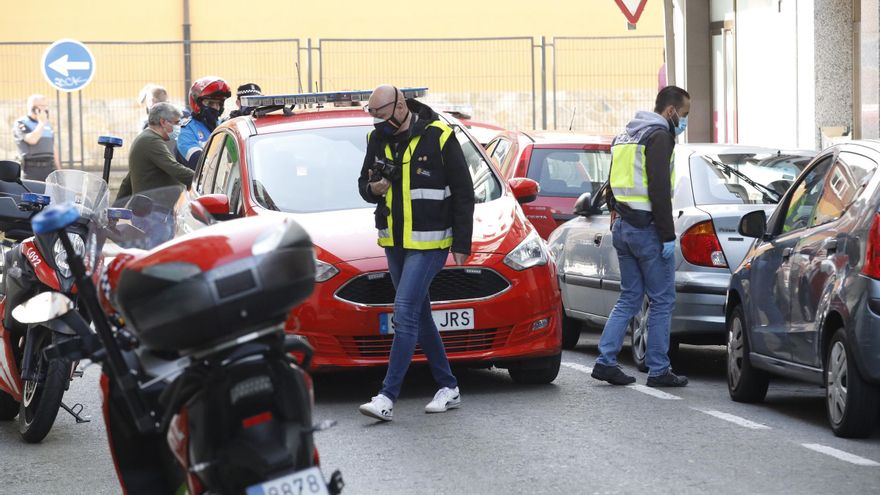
[117,128,193,200]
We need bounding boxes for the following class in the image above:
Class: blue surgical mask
[674,115,688,136]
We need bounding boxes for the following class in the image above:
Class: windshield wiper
[703,155,782,204]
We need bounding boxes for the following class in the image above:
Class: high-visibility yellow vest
[372,121,456,250]
[609,131,675,212]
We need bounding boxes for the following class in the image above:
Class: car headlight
[504,230,549,271]
[53,233,86,278]
[314,259,339,282]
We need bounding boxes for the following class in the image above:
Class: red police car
[187,89,562,384]
[486,131,612,239]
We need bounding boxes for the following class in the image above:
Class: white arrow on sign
[48,54,91,77]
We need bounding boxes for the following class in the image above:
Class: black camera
[370,156,401,182]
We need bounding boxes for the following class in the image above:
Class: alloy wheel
[827,341,848,425]
[632,312,648,364]
[727,317,744,388]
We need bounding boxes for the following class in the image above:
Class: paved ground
[1,331,878,494]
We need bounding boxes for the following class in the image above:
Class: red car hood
[262,196,531,264]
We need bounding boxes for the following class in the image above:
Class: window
[812,152,877,226]
[213,136,241,214]
[525,148,612,198]
[690,153,814,206]
[781,158,832,233]
[195,134,225,194]
[454,127,503,204]
[490,139,511,172]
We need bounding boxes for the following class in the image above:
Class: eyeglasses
[364,100,396,116]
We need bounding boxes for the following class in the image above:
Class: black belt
[23,157,53,163]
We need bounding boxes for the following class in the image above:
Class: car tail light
[862,213,880,279]
[680,220,728,268]
[517,146,533,178]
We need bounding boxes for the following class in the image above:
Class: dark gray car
[727,140,880,438]
[548,144,815,371]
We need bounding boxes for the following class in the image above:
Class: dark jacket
[117,128,194,200]
[358,99,475,254]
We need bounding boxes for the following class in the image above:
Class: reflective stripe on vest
[377,121,455,249]
[609,142,674,212]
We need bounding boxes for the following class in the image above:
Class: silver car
[547,144,816,370]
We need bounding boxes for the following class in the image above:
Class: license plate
[380,308,475,334]
[245,466,329,495]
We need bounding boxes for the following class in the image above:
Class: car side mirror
[738,210,767,239]
[574,192,593,216]
[195,194,231,215]
[0,161,22,182]
[508,178,539,204]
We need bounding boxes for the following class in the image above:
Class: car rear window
[690,152,814,206]
[248,124,502,213]
[526,148,611,198]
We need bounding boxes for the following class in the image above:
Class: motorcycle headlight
[504,230,549,271]
[53,233,86,278]
[314,258,339,282]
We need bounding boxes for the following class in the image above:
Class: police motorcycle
[0,151,123,442]
[15,183,344,494]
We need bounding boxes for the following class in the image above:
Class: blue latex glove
[662,241,675,259]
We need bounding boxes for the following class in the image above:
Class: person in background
[176,76,231,170]
[137,84,169,129]
[13,94,61,181]
[228,83,262,119]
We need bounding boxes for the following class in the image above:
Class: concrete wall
[862,0,880,139]
[814,0,854,147]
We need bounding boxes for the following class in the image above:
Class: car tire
[630,299,649,372]
[508,353,561,385]
[826,328,880,438]
[0,389,18,420]
[561,316,582,350]
[726,304,769,403]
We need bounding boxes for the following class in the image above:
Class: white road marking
[561,361,681,400]
[695,409,771,430]
[628,384,682,400]
[801,444,880,466]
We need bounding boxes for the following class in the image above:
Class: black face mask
[373,91,408,137]
[199,106,222,131]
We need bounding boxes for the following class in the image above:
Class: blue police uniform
[176,117,211,170]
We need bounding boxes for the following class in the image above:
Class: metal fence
[0,36,663,168]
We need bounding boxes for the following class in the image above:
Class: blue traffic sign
[41,39,95,92]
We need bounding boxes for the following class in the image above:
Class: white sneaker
[359,394,393,421]
[425,386,461,413]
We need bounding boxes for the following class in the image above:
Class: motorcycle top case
[113,216,316,352]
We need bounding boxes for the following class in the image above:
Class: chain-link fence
[318,37,537,130]
[0,36,664,169]
[553,36,665,135]
[0,39,301,168]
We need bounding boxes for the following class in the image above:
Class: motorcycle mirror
[0,161,22,182]
[12,291,74,324]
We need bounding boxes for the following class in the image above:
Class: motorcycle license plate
[379,308,475,335]
[245,466,329,495]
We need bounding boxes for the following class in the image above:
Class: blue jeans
[596,219,676,377]
[379,247,458,402]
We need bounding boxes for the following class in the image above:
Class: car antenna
[569,106,577,131]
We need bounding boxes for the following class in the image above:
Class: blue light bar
[241,87,428,109]
[22,193,51,206]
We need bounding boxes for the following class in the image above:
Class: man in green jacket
[117,102,193,200]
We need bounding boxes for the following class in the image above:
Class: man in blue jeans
[591,86,691,388]
[356,85,475,421]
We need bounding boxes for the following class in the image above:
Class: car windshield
[526,148,612,198]
[690,152,814,205]
[248,124,503,213]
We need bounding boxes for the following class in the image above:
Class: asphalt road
[1,331,878,495]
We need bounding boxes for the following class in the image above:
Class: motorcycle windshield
[112,185,211,250]
[44,170,110,225]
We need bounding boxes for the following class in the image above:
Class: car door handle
[782,247,793,259]
[823,238,838,253]
[593,233,603,246]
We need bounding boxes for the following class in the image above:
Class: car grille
[340,328,510,358]
[335,268,510,306]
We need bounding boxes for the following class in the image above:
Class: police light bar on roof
[241,88,428,109]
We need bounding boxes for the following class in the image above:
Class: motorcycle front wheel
[19,331,69,443]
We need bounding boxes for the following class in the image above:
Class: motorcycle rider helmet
[188,76,232,117]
